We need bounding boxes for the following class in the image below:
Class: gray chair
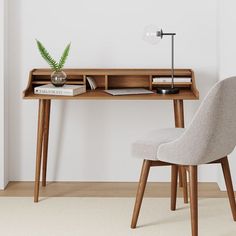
[131,77,236,236]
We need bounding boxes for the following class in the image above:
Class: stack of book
[34,84,86,96]
[152,77,192,83]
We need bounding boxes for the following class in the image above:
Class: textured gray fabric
[133,77,236,165]
[132,128,185,160]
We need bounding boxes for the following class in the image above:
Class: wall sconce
[143,25,179,94]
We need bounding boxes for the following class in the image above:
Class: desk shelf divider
[23,68,199,100]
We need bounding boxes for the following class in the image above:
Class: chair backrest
[158,77,236,165]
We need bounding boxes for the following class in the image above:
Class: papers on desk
[86,76,97,90]
[104,88,154,96]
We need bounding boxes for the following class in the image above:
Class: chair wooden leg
[181,166,188,203]
[34,99,45,203]
[179,168,183,187]
[42,100,51,187]
[131,160,151,229]
[171,165,178,210]
[221,157,236,221]
[189,165,198,236]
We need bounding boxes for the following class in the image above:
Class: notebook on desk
[104,88,154,96]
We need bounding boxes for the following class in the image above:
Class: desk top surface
[30,68,193,76]
[24,89,198,100]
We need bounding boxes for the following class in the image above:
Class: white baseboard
[217,179,236,191]
[217,164,236,191]
[0,180,8,190]
[217,179,226,191]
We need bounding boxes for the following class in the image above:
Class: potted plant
[36,40,71,87]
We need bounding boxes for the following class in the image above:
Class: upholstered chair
[131,77,236,236]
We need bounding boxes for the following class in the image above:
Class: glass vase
[51,70,67,87]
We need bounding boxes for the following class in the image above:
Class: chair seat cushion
[132,128,185,160]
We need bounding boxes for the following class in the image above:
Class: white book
[34,84,86,96]
[152,77,192,83]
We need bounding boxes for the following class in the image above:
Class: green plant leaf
[57,43,71,71]
[36,40,59,71]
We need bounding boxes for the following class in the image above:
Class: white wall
[218,0,236,190]
[7,0,220,182]
[0,0,8,189]
[0,0,5,188]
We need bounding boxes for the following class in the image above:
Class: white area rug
[0,197,235,236]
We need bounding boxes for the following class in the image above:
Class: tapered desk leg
[42,100,51,187]
[34,99,46,202]
[173,99,188,204]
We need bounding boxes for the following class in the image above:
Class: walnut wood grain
[131,160,151,229]
[34,100,45,202]
[23,68,199,100]
[173,99,188,204]
[24,68,199,204]
[171,165,178,211]
[189,165,198,236]
[42,100,51,187]
[221,157,236,221]
[31,68,193,76]
[24,89,198,100]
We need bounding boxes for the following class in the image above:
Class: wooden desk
[23,68,199,202]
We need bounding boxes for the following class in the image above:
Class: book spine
[73,87,86,95]
[34,88,73,96]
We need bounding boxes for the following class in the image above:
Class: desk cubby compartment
[151,73,192,90]
[85,75,106,90]
[31,70,85,86]
[107,75,150,89]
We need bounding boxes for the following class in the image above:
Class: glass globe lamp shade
[143,25,163,45]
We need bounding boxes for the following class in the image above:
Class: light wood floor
[0,182,232,198]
